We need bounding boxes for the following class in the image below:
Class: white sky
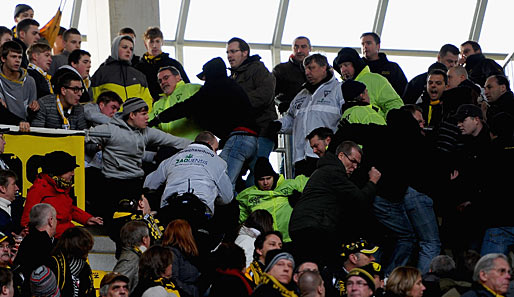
[1,0,512,82]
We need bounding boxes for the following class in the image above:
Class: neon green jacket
[342,104,387,125]
[149,81,202,140]
[355,66,404,118]
[237,174,309,242]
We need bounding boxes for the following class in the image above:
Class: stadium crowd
[0,3,513,297]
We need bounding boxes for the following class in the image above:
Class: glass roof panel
[282,0,379,47]
[479,0,514,54]
[159,0,181,40]
[381,0,475,51]
[185,0,279,43]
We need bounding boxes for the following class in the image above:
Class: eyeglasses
[347,281,368,288]
[64,86,85,94]
[343,152,360,166]
[226,49,241,54]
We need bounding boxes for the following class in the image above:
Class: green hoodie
[237,174,308,242]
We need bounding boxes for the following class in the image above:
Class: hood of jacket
[333,47,366,76]
[110,35,134,63]
[0,66,29,83]
[202,57,228,80]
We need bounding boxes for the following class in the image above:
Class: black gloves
[287,190,302,208]
[278,102,290,114]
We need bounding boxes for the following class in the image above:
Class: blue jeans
[373,195,415,275]
[480,227,514,256]
[403,187,441,274]
[219,133,258,193]
[245,136,275,187]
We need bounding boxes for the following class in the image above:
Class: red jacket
[21,174,92,238]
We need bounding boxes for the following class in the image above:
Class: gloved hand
[287,190,302,208]
[148,116,161,127]
[278,102,290,114]
[267,121,282,134]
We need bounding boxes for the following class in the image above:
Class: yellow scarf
[245,260,264,285]
[259,273,298,297]
[56,95,71,129]
[28,63,53,93]
[428,99,441,126]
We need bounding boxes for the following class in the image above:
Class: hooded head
[333,47,366,78]
[111,35,134,62]
[199,57,228,80]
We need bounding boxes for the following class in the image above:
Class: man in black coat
[483,75,514,121]
[273,36,310,114]
[361,32,407,97]
[13,203,56,295]
[460,41,504,87]
[289,141,381,267]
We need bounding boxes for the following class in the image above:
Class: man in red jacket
[20,151,102,238]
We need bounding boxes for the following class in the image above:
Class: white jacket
[279,75,344,163]
[144,143,233,214]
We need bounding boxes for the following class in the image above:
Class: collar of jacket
[40,173,70,194]
[304,70,333,94]
[230,54,262,72]
[159,80,186,98]
[143,52,165,63]
[288,54,305,68]
[363,52,389,67]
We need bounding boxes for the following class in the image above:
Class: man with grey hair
[112,220,150,294]
[13,203,57,294]
[272,53,344,177]
[298,270,325,297]
[461,253,511,297]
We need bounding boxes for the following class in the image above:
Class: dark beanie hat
[14,4,32,18]
[253,157,279,184]
[333,47,366,76]
[43,151,79,176]
[30,265,61,297]
[341,80,366,102]
[346,264,376,292]
[122,97,148,116]
[199,57,227,80]
[264,249,295,272]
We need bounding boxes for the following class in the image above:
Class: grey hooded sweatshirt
[87,114,191,179]
[0,67,37,120]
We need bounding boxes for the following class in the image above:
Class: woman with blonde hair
[385,266,426,297]
[162,219,200,297]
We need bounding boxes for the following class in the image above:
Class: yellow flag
[40,8,62,47]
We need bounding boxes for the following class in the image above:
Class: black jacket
[135,52,190,101]
[26,68,52,99]
[329,109,428,202]
[364,53,407,98]
[289,151,376,235]
[487,90,514,121]
[465,53,504,87]
[461,283,498,297]
[272,55,306,113]
[150,57,258,146]
[13,227,54,296]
